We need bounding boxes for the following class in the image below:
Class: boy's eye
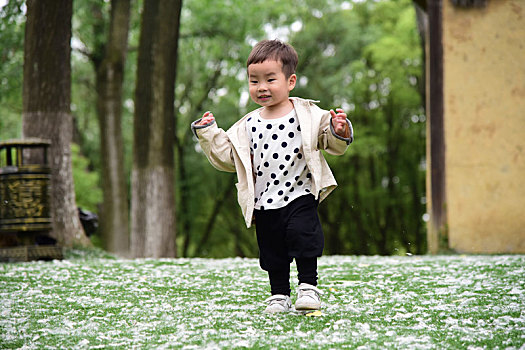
[268,79,276,82]
[250,80,258,84]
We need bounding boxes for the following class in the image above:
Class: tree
[71,0,138,253]
[130,0,182,258]
[94,0,132,255]
[22,0,90,247]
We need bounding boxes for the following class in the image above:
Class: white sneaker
[295,283,322,311]
[264,294,292,313]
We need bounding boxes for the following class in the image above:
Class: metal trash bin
[0,138,52,233]
[0,139,62,261]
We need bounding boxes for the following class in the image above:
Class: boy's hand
[330,108,350,138]
[197,111,215,126]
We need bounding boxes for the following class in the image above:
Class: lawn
[1,251,524,349]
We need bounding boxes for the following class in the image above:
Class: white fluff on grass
[0,255,524,349]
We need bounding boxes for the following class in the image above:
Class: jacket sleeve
[317,110,354,156]
[191,119,236,173]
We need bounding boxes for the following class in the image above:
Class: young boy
[191,39,353,313]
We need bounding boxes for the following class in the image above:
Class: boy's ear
[288,74,297,91]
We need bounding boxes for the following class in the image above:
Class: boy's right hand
[197,111,215,126]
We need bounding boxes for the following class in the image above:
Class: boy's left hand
[330,108,350,138]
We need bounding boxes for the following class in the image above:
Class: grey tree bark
[130,0,182,258]
[95,0,131,255]
[22,0,90,247]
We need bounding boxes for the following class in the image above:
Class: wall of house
[442,0,525,253]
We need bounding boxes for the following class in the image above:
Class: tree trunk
[130,0,182,258]
[177,145,192,257]
[426,0,448,254]
[95,0,131,255]
[22,0,89,247]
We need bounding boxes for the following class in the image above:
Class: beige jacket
[191,97,353,228]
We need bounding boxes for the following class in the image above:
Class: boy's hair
[247,39,298,78]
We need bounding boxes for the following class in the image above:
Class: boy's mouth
[259,95,271,100]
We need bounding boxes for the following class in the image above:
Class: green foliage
[0,0,428,257]
[290,0,426,255]
[0,0,25,141]
[71,143,102,212]
[71,0,139,180]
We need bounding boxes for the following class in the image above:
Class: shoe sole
[295,304,321,311]
[295,309,322,316]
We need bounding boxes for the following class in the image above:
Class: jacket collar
[228,96,320,149]
[289,96,320,105]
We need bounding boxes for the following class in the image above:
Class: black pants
[254,194,324,296]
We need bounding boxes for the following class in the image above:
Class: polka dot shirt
[246,108,312,210]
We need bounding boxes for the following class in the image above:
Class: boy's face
[248,60,296,112]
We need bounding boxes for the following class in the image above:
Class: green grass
[1,252,524,349]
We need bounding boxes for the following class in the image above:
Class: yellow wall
[442,0,525,253]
